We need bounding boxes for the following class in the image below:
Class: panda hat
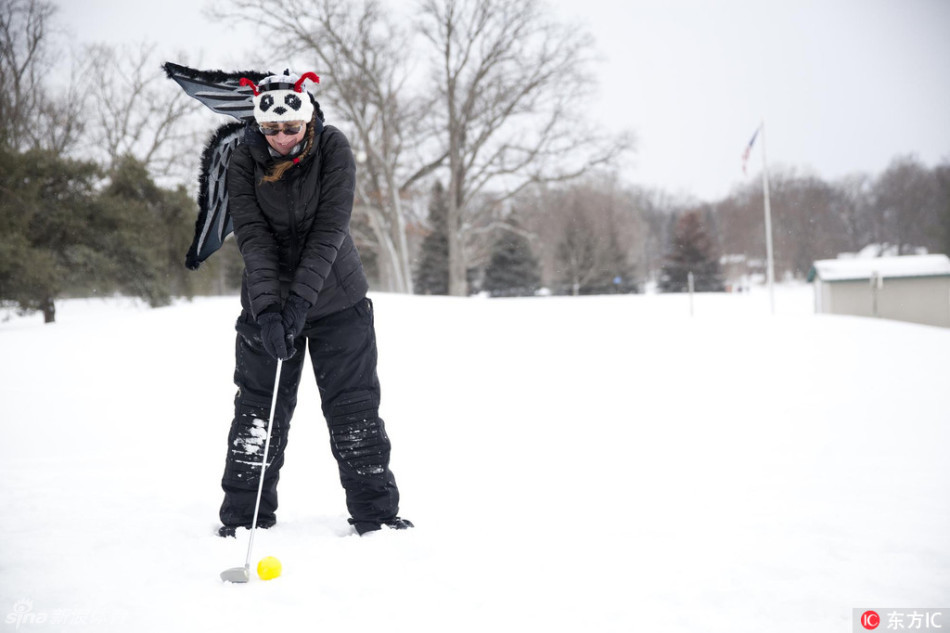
[240,70,320,124]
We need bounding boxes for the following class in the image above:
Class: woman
[217,70,410,537]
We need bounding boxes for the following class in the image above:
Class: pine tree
[482,223,541,297]
[97,156,173,307]
[0,148,186,322]
[0,147,104,322]
[414,181,449,295]
[659,211,725,293]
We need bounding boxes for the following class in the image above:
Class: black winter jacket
[228,122,369,322]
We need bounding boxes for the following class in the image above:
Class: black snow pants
[219,297,400,532]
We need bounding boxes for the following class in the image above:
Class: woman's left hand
[258,312,294,360]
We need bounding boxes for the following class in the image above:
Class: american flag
[742,126,760,174]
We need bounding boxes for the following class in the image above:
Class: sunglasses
[259,123,305,136]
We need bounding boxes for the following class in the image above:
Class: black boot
[217,518,276,538]
[350,516,414,536]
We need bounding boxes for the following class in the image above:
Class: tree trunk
[447,197,467,296]
[366,205,407,293]
[41,297,56,324]
[388,184,414,295]
[447,136,468,296]
[447,215,467,296]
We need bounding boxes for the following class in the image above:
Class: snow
[233,419,267,457]
[1,286,948,632]
[810,254,950,282]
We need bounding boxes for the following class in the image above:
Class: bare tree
[0,0,85,152]
[833,173,875,253]
[936,160,950,256]
[519,174,641,294]
[36,50,88,155]
[872,155,942,255]
[767,171,848,276]
[0,0,48,149]
[632,187,683,286]
[554,206,599,295]
[83,43,198,183]
[214,0,445,293]
[418,0,632,295]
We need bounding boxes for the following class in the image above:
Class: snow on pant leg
[307,298,400,525]
[219,315,306,527]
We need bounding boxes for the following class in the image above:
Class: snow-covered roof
[808,254,950,282]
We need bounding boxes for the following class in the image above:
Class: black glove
[257,312,293,360]
[281,294,312,339]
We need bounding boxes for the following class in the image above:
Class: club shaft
[244,358,283,570]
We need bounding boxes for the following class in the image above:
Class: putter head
[220,565,250,583]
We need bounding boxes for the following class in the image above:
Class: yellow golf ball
[257,556,282,581]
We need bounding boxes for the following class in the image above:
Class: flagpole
[760,118,775,315]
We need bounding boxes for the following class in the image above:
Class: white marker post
[688,271,695,317]
[760,119,776,315]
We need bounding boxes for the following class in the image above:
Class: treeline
[411,156,950,296]
[3,0,949,321]
[717,159,950,280]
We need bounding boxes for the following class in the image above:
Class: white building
[807,254,950,328]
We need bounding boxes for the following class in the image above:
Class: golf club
[221,358,283,583]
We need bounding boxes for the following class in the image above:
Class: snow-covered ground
[1,285,948,632]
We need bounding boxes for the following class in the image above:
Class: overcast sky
[61,0,950,202]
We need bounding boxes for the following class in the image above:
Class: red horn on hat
[239,78,260,96]
[294,72,320,92]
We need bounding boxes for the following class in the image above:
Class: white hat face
[254,88,314,123]
[242,71,320,124]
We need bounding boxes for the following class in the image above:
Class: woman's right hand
[281,294,312,339]
[257,312,294,360]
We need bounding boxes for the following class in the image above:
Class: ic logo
[861,610,880,630]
